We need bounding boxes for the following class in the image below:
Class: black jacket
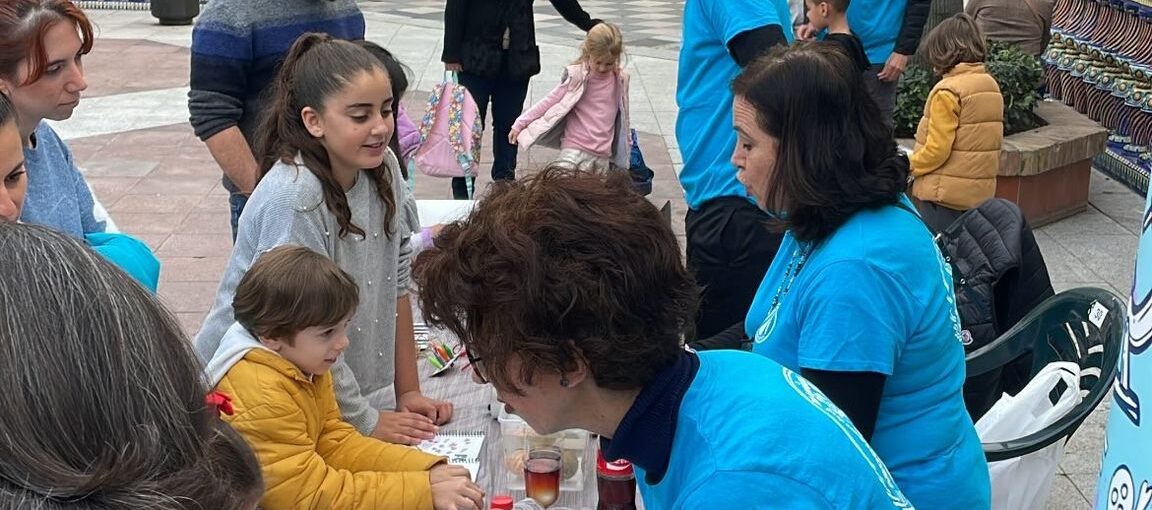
[442,0,599,80]
[895,0,933,56]
[936,198,1055,421]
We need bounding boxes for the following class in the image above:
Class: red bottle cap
[596,449,635,477]
[490,495,515,510]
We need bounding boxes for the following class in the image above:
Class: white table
[416,200,475,228]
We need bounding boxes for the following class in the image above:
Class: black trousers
[916,199,966,233]
[686,196,784,339]
[452,63,530,199]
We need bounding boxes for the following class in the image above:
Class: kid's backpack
[412,72,483,190]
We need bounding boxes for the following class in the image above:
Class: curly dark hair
[414,167,698,394]
[731,41,909,243]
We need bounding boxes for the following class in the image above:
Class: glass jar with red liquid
[596,450,637,510]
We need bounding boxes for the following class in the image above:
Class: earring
[560,377,570,387]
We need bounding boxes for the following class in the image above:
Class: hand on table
[431,468,485,510]
[431,463,473,483]
[399,390,455,425]
[371,410,438,445]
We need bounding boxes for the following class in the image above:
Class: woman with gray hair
[0,222,263,509]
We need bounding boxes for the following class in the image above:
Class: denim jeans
[229,192,249,242]
[451,69,531,199]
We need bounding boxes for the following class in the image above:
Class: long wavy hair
[0,223,263,509]
[256,33,397,239]
[731,41,909,243]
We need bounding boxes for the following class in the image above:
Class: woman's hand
[445,62,463,72]
[371,410,438,445]
[508,128,521,145]
[399,390,455,425]
[431,471,485,510]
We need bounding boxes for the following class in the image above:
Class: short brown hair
[414,167,698,394]
[920,13,988,74]
[812,0,851,13]
[233,245,359,343]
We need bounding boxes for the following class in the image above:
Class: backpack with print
[412,73,483,190]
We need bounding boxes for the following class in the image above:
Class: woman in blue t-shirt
[415,166,915,509]
[0,0,158,291]
[729,42,990,509]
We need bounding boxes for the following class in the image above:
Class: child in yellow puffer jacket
[203,246,484,510]
[909,13,1004,232]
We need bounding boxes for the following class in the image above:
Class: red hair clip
[206,391,234,416]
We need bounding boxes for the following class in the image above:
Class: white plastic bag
[975,361,1083,510]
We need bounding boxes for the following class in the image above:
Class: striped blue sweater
[188,0,364,191]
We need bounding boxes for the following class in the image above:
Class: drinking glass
[523,446,563,508]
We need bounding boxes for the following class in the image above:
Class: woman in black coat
[442,0,600,199]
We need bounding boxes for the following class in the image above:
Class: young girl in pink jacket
[509,22,631,172]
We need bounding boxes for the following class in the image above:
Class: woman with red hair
[0,0,159,291]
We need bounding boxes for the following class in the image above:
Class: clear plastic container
[498,408,589,492]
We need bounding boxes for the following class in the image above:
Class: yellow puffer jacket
[217,349,445,510]
[910,62,1004,211]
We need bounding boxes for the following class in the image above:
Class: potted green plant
[896,40,1108,226]
[894,41,1046,138]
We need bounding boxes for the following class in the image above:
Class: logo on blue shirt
[782,368,913,509]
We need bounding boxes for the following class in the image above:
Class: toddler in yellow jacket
[203,246,484,510]
[909,13,1004,231]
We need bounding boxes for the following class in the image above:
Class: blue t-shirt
[676,0,793,210]
[746,199,990,509]
[637,350,913,510]
[846,0,907,65]
[20,122,106,238]
[1096,189,1152,508]
[86,232,161,293]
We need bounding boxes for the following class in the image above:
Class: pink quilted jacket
[512,63,631,168]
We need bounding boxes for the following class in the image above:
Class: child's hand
[431,472,485,510]
[430,463,473,483]
[372,410,438,445]
[399,390,455,425]
[508,129,520,145]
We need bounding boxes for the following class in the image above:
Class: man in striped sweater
[187,0,365,239]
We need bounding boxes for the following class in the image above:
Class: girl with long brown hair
[195,33,453,448]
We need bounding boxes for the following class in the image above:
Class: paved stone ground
[66,5,1144,507]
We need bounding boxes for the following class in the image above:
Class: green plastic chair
[965,286,1126,462]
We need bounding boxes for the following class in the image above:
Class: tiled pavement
[65,5,1144,508]
[358,0,684,57]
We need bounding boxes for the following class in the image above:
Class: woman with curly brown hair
[414,167,912,509]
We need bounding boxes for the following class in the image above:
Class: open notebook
[417,432,485,480]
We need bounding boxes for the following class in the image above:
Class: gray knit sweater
[195,151,418,434]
